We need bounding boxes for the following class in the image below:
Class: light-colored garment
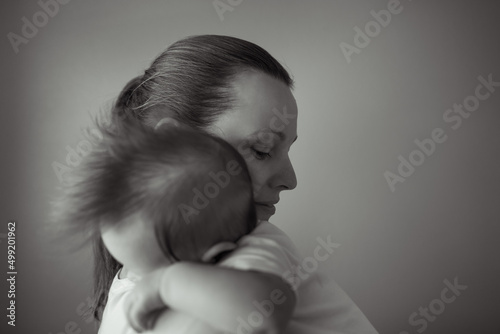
[218,221,378,334]
[98,270,214,333]
[98,270,137,334]
[98,221,378,334]
[98,271,211,333]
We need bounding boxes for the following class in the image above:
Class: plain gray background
[1,0,499,333]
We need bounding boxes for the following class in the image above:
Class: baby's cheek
[137,242,172,274]
[100,219,169,276]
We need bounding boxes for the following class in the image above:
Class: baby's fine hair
[53,119,257,262]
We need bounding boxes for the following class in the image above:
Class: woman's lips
[255,203,276,216]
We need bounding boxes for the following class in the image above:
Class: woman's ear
[201,242,238,263]
[154,117,180,131]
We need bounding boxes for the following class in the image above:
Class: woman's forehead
[212,71,298,140]
[231,71,296,110]
[211,103,297,143]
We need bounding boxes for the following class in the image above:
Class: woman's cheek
[248,165,266,198]
[229,139,267,197]
[234,139,255,163]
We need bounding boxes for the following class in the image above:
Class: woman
[94,34,378,333]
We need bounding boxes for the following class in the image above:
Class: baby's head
[55,119,256,275]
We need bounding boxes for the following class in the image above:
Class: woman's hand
[124,268,169,332]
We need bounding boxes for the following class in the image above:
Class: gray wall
[1,0,499,333]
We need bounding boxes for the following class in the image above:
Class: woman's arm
[127,263,296,333]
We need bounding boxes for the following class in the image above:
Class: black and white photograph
[1,1,499,333]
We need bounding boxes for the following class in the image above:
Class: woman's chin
[256,205,275,222]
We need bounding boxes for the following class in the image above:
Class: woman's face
[208,71,298,221]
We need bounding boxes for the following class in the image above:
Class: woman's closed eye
[252,148,272,160]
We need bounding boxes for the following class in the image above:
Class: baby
[54,119,266,332]
[54,118,378,334]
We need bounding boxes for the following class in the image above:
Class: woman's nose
[277,157,297,190]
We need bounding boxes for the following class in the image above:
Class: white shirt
[98,221,378,334]
[98,270,138,334]
[218,221,378,334]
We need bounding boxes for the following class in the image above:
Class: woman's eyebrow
[273,131,298,144]
[249,130,297,144]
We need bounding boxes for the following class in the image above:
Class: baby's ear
[154,117,180,131]
[201,242,238,263]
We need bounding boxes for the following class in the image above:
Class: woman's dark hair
[91,34,294,321]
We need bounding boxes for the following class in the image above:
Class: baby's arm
[128,263,295,333]
[146,308,223,334]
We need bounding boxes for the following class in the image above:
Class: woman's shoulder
[246,220,300,252]
[251,220,294,240]
[218,220,303,280]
